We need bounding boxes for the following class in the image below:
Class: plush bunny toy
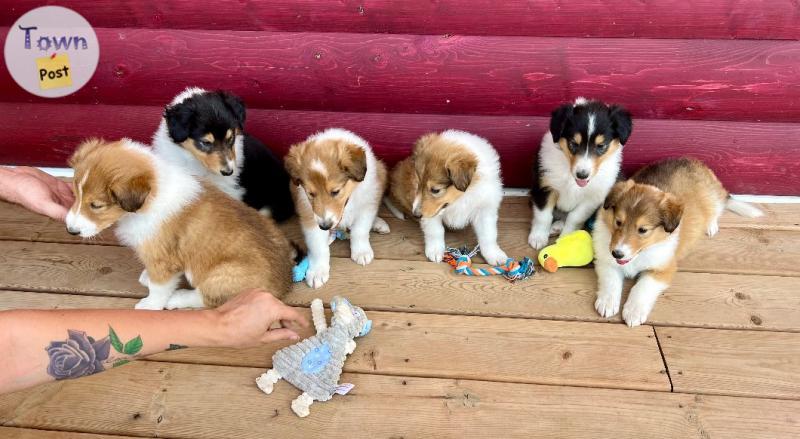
[256,296,372,417]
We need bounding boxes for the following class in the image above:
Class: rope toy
[443,245,535,282]
[293,230,349,282]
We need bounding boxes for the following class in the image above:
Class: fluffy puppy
[386,156,417,219]
[529,98,632,249]
[153,87,294,221]
[284,128,389,289]
[65,138,293,310]
[593,158,763,327]
[404,130,508,265]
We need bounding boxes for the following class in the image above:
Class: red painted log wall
[1,103,797,195]
[1,2,798,194]
[4,0,800,40]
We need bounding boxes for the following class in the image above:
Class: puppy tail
[725,197,764,218]
[383,197,405,220]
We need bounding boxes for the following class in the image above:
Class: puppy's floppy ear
[219,91,246,128]
[603,179,634,210]
[609,104,633,145]
[659,193,683,233]
[284,143,305,187]
[68,138,104,168]
[163,103,194,143]
[339,142,367,182]
[110,173,152,213]
[446,153,477,192]
[549,103,574,141]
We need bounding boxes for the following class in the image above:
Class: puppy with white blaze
[153,87,294,222]
[401,130,508,265]
[593,158,763,327]
[284,128,389,289]
[65,139,293,310]
[529,98,632,249]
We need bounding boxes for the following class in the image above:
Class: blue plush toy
[292,230,349,283]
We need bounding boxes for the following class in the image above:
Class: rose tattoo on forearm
[46,326,147,381]
[46,330,111,380]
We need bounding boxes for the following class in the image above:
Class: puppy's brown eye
[90,202,104,210]
[431,188,441,195]
[596,144,608,154]
[615,219,622,227]
[568,142,579,154]
[307,192,316,199]
[331,189,340,197]
[638,227,648,234]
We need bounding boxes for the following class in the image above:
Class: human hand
[210,289,310,348]
[0,167,74,221]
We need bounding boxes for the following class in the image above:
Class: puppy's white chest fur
[539,132,620,212]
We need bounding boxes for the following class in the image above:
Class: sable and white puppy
[65,139,293,310]
[284,128,389,289]
[529,98,632,249]
[153,87,294,221]
[593,158,763,327]
[396,130,508,265]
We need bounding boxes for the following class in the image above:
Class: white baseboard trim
[25,167,800,204]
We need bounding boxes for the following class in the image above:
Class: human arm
[0,289,309,394]
[0,166,75,221]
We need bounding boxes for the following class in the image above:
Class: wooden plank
[2,29,799,122]
[0,290,668,391]
[2,105,800,194]
[5,0,800,39]
[0,427,140,439]
[1,362,798,438]
[3,247,800,333]
[658,327,800,400]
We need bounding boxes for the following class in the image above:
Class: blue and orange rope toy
[442,245,535,282]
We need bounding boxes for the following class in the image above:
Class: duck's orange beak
[543,256,559,273]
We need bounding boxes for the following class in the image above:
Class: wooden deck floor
[1,197,799,438]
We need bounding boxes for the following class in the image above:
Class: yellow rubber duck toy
[537,230,594,273]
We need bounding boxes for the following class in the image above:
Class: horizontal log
[4,0,799,39]
[0,103,798,193]
[2,28,799,121]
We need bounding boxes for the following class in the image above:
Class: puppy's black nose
[319,222,332,231]
[221,168,234,176]
[611,249,625,259]
[576,170,590,180]
[413,213,422,219]
[66,227,80,236]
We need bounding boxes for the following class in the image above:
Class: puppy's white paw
[550,220,565,237]
[371,217,391,234]
[425,242,446,263]
[165,289,204,310]
[594,291,621,318]
[134,297,166,310]
[351,245,375,266]
[528,230,550,249]
[305,263,330,289]
[622,299,655,327]
[706,220,719,237]
[481,246,509,266]
[138,270,150,287]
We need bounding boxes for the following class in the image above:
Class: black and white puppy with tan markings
[153,87,294,222]
[528,98,632,249]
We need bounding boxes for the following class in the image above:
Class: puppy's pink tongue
[576,179,589,187]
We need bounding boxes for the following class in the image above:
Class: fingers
[276,305,310,328]
[260,328,300,344]
[33,199,69,221]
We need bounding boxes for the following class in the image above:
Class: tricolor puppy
[153,87,294,221]
[529,98,632,249]
[402,130,508,265]
[593,158,763,327]
[285,128,389,289]
[66,139,293,310]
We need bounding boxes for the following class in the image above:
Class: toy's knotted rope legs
[443,245,535,282]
